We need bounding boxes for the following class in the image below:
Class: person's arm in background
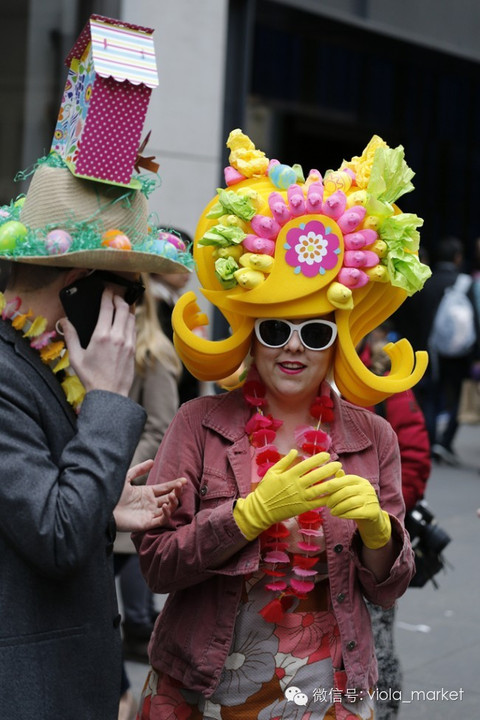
[385,389,431,511]
[129,359,179,468]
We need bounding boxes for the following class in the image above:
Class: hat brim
[10,248,192,275]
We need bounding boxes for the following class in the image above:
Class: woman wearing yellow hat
[133,132,430,718]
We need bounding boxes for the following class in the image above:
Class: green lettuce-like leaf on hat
[206,189,256,222]
[368,145,415,204]
[380,213,431,294]
[215,255,239,288]
[198,224,246,248]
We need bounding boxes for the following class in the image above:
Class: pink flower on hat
[284,219,341,278]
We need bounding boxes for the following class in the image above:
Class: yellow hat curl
[173,130,431,406]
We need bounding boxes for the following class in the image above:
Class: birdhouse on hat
[51,14,159,188]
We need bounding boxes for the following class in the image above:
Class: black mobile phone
[59,273,106,348]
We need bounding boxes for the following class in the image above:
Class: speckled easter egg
[150,238,179,259]
[0,221,28,250]
[268,163,297,190]
[101,229,132,250]
[45,229,73,255]
[157,231,186,252]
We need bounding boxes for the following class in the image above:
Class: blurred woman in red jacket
[360,326,431,720]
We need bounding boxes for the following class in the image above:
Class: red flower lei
[242,365,335,622]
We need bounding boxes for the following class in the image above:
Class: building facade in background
[2,0,480,298]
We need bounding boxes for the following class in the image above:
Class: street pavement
[124,422,480,718]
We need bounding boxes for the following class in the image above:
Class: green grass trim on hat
[0,153,194,275]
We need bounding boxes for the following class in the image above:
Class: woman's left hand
[316,470,391,549]
[113,459,187,532]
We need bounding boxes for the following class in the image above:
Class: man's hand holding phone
[60,289,136,397]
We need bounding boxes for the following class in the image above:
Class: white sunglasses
[254,318,337,351]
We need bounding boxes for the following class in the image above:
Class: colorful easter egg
[14,197,26,209]
[0,221,28,250]
[157,231,186,252]
[45,229,73,255]
[101,229,132,250]
[268,162,297,190]
[150,238,179,259]
[324,171,352,195]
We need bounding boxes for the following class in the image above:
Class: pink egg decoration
[45,229,73,255]
[157,231,186,252]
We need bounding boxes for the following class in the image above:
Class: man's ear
[61,268,92,288]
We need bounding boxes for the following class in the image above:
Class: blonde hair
[135,274,181,379]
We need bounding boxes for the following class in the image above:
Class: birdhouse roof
[66,14,158,88]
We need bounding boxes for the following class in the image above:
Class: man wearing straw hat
[0,146,192,718]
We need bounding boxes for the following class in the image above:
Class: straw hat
[0,156,193,275]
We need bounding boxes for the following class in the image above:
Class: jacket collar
[330,390,374,455]
[0,318,77,428]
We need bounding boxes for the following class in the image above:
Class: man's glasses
[254,318,337,351]
[94,271,145,306]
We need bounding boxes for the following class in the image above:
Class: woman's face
[252,317,336,402]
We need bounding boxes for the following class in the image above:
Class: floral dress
[137,514,374,720]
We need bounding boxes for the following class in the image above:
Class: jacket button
[347,640,356,650]
[336,592,346,603]
[200,485,208,496]
[113,613,122,628]
[334,544,343,553]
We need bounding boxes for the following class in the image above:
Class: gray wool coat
[0,319,146,719]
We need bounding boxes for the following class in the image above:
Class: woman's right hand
[233,449,342,540]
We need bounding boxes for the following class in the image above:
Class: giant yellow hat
[173,131,431,405]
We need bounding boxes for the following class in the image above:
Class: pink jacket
[133,388,415,697]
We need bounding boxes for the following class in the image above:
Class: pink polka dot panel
[75,76,151,185]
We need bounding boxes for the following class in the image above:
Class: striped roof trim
[66,14,158,88]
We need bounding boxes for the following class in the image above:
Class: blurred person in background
[115,274,184,719]
[398,237,477,463]
[359,327,431,719]
[150,228,201,404]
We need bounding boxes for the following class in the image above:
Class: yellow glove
[233,449,342,541]
[316,471,391,549]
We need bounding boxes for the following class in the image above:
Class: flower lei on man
[242,365,334,622]
[0,291,85,411]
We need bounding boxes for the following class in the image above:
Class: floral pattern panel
[52,55,95,165]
